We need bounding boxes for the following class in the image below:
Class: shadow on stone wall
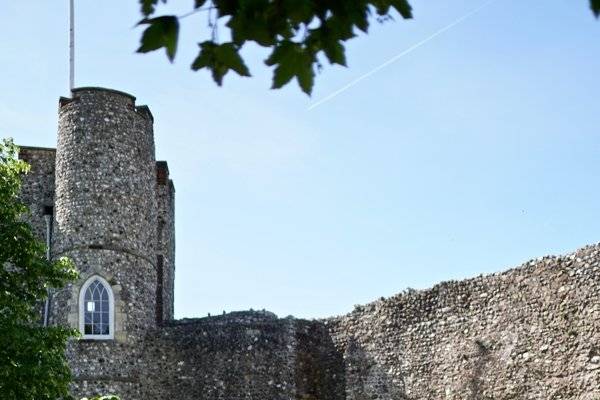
[466,339,492,400]
[343,338,409,400]
[295,321,346,400]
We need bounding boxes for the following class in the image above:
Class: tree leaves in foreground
[137,0,600,95]
[137,0,413,95]
[593,0,600,16]
[0,138,79,400]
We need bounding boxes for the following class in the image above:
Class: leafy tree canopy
[137,0,412,94]
[0,139,78,400]
[136,0,600,95]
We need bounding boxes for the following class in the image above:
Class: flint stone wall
[54,87,157,259]
[17,147,56,242]
[156,161,175,323]
[326,244,600,400]
[132,244,600,400]
[17,88,176,400]
[138,311,345,400]
[53,87,158,349]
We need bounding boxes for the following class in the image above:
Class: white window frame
[79,275,115,340]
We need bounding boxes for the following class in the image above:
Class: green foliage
[0,138,79,400]
[137,0,600,94]
[593,0,600,16]
[191,41,251,84]
[137,16,179,62]
[137,0,413,94]
[265,40,314,94]
[139,0,166,16]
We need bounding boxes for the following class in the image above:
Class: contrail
[307,0,498,111]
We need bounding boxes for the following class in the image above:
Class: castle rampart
[122,244,599,400]
[17,87,600,400]
[138,312,345,400]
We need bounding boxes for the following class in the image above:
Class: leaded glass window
[82,278,111,336]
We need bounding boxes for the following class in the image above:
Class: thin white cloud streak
[307,0,498,111]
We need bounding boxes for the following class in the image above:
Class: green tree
[136,0,600,95]
[0,139,79,400]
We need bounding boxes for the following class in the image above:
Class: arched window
[79,276,114,340]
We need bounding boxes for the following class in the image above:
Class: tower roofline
[60,87,154,122]
[71,87,137,102]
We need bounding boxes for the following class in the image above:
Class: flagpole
[69,0,75,91]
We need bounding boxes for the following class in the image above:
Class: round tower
[51,87,158,397]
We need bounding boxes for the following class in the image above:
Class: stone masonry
[18,87,600,400]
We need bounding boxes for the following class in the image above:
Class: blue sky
[2,1,600,319]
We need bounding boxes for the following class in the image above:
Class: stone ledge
[73,375,140,383]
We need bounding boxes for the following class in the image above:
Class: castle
[19,87,600,399]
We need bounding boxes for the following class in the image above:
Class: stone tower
[20,87,176,397]
[54,87,158,334]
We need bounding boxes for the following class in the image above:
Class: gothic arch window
[79,276,114,340]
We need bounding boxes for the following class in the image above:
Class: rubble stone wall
[51,87,160,399]
[138,312,345,400]
[17,147,56,243]
[326,244,600,400]
[140,312,298,400]
[54,87,157,259]
[156,161,175,323]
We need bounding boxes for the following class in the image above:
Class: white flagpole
[69,0,75,91]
